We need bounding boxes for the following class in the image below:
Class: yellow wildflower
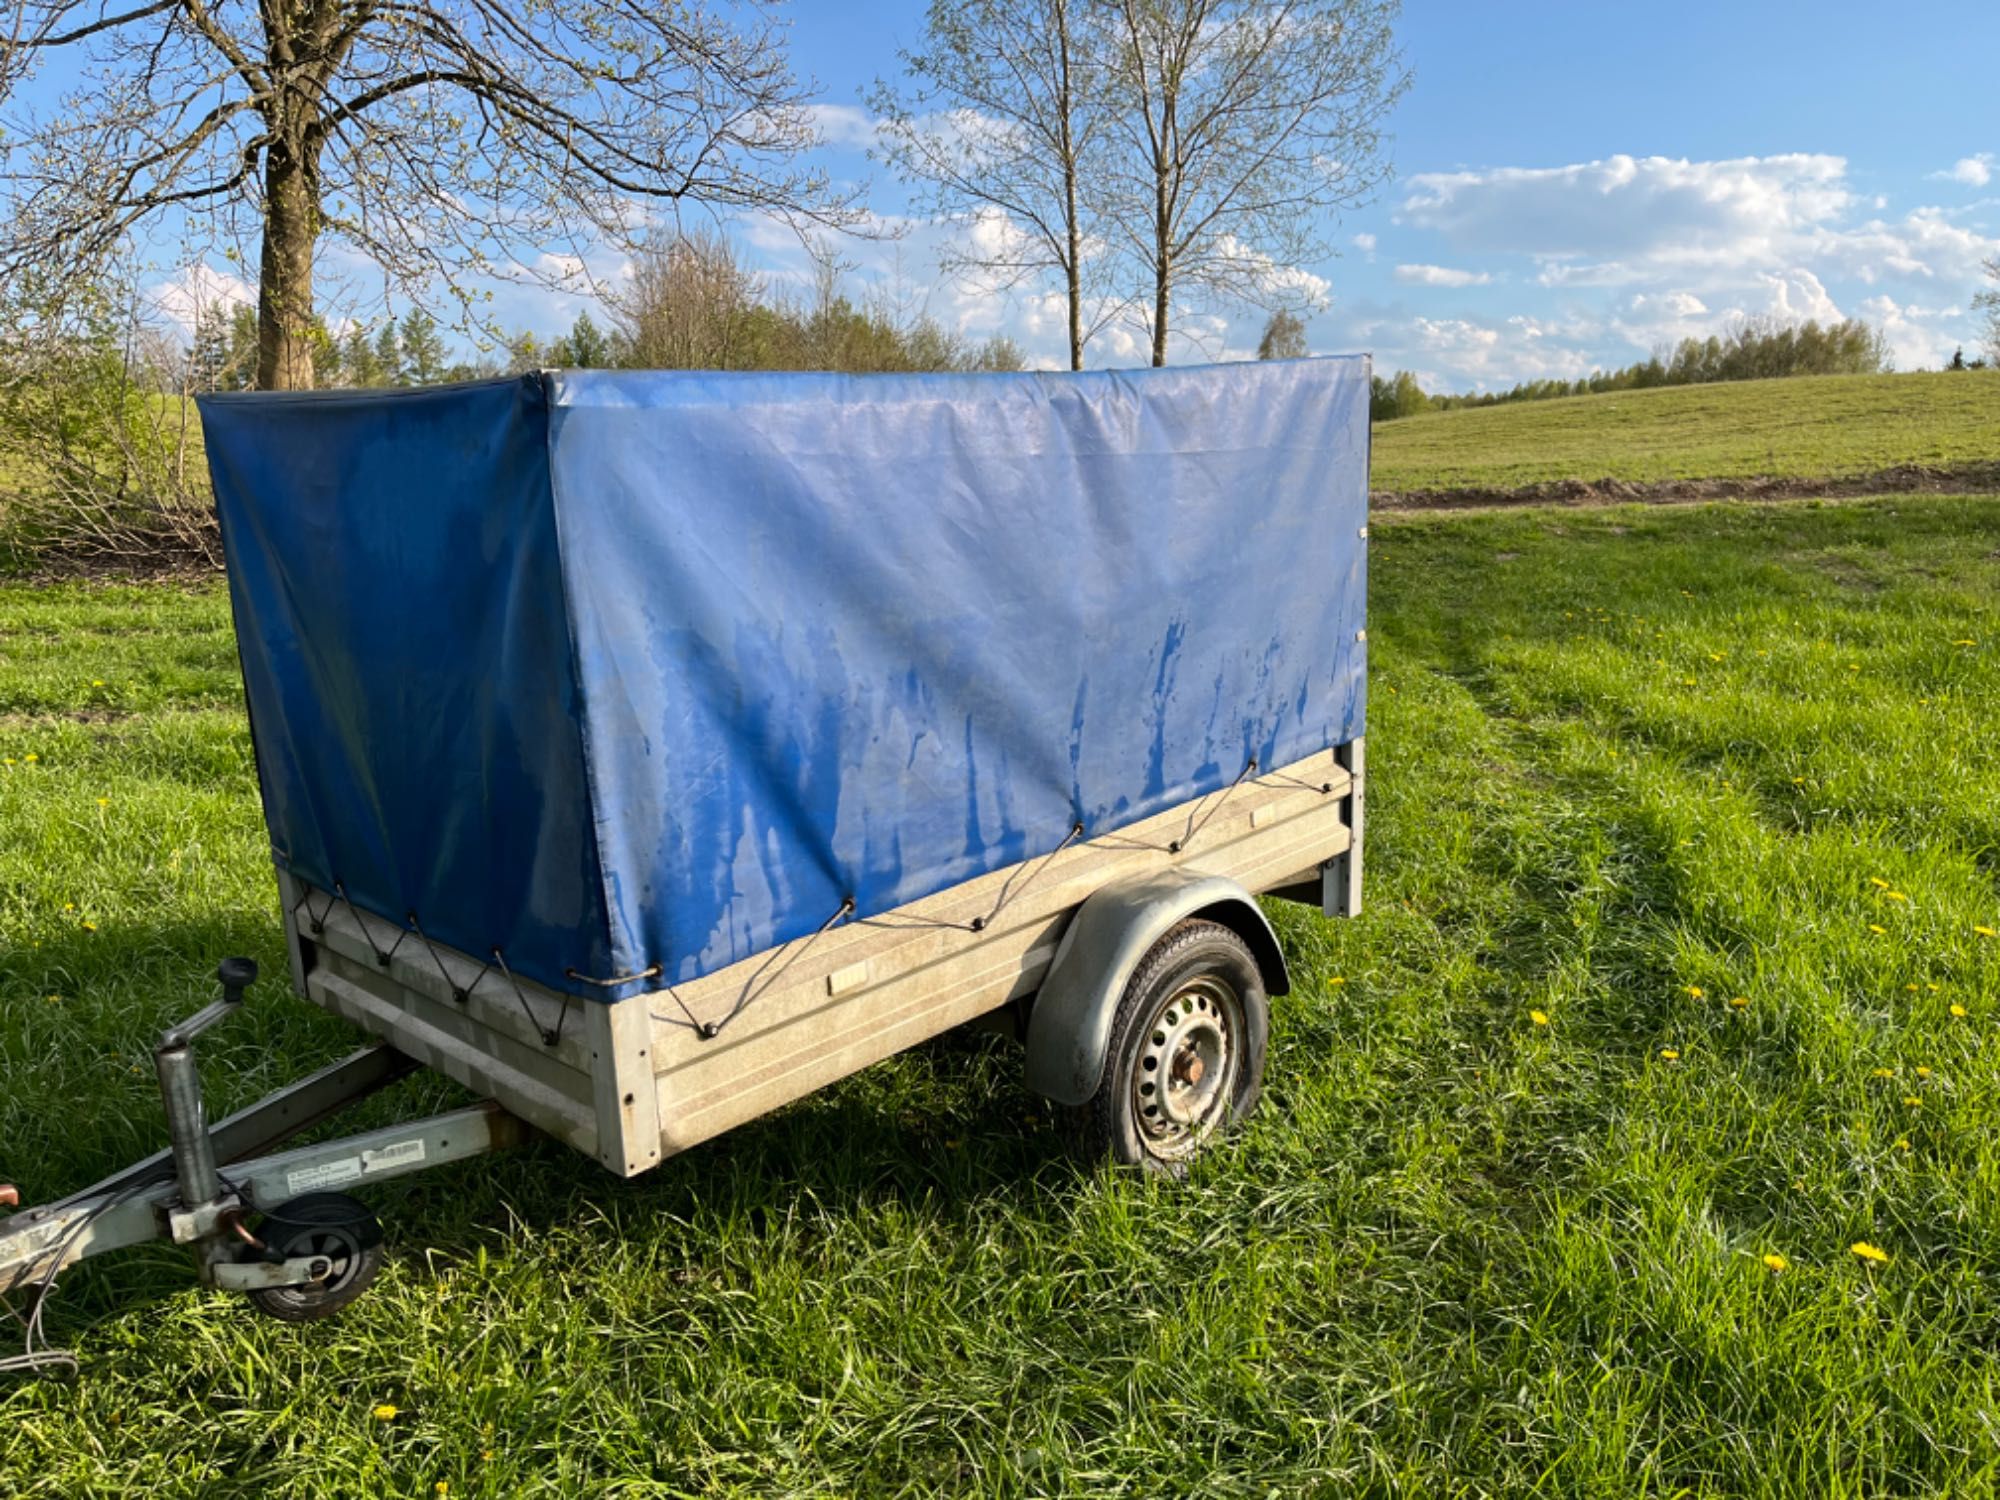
[91,679,104,687]
[1916,1067,1931,1078]
[1730,997,1749,1010]
[1329,977,1346,986]
[1872,1067,1895,1078]
[22,753,35,762]
[1869,924,1887,935]
[81,921,96,932]
[1976,926,1997,939]
[436,1486,449,1497]
[1685,986,1705,999]
[96,796,109,807]
[1659,1048,1680,1061]
[1761,1253,1787,1273]
[1954,638,1976,646]
[1903,1096,1921,1107]
[1529,1010,1549,1027]
[1885,891,1907,902]
[373,1404,399,1421]
[1869,878,1890,889]
[1951,1004,1968,1018]
[1896,1138,1911,1151]
[1850,1242,1891,1265]
[1906,984,1920,993]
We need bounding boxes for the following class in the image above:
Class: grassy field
[3,494,1998,1494]
[1370,370,2000,492]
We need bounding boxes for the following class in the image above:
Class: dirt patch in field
[1372,461,2000,513]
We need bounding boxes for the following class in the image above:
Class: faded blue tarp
[200,359,1370,1000]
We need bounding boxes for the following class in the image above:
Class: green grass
[5,496,2000,1495]
[1371,370,2000,491]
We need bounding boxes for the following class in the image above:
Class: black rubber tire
[244,1192,384,1323]
[1068,918,1269,1175]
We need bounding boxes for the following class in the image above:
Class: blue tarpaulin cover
[199,359,1370,1000]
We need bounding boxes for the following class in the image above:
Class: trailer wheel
[244,1192,384,1323]
[1070,919,1268,1174]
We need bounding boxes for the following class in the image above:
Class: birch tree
[1101,0,1407,365]
[870,0,1115,370]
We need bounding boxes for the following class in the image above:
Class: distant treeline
[1372,317,1892,422]
[191,231,1024,392]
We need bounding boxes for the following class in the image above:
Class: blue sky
[766,0,2000,385]
[31,0,2000,388]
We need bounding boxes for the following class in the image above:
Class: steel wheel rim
[1132,974,1241,1161]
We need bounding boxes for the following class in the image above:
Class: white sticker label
[284,1137,427,1196]
[287,1156,362,1194]
[361,1138,427,1172]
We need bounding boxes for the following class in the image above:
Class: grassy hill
[1370,369,2000,493]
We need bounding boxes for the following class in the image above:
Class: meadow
[1369,369,2000,492]
[3,489,1998,1495]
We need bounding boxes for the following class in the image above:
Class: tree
[398,308,448,386]
[552,312,613,370]
[871,0,1116,371]
[1977,257,2000,367]
[611,229,764,371]
[1100,0,1407,365]
[340,324,385,389]
[1256,309,1308,360]
[373,321,405,389]
[1,2,854,389]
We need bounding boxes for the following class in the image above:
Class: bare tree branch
[0,0,860,388]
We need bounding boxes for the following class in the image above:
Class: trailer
[1,358,1368,1369]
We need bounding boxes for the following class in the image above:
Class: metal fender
[1024,868,1290,1107]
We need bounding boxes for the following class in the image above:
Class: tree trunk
[1067,256,1084,372]
[256,137,318,391]
[1151,163,1171,366]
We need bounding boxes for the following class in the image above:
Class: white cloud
[1400,154,1854,274]
[1351,232,1377,255]
[1933,154,1994,188]
[807,103,880,150]
[1858,293,1975,371]
[1393,263,1492,287]
[149,263,256,332]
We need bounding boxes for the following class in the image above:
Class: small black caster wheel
[244,1192,385,1323]
[1068,918,1269,1175]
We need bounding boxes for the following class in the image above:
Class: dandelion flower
[91,679,104,687]
[1869,924,1887,935]
[1659,1048,1680,1061]
[1872,1067,1896,1078]
[1850,1241,1891,1264]
[1685,986,1705,999]
[1906,984,1920,993]
[1915,1067,1931,1078]
[1730,997,1749,1010]
[1951,1004,1968,1018]
[436,1486,449,1497]
[1927,983,1940,992]
[96,796,109,806]
[1886,891,1908,902]
[1530,1009,1549,1027]
[1896,1138,1911,1151]
[22,754,35,763]
[1761,1253,1787,1273]
[1976,926,1997,939]
[1329,977,1346,987]
[1792,776,1806,784]
[81,921,96,932]
[1954,638,1976,646]
[1870,878,1891,889]
[1903,1096,1921,1107]
[373,1404,399,1421]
